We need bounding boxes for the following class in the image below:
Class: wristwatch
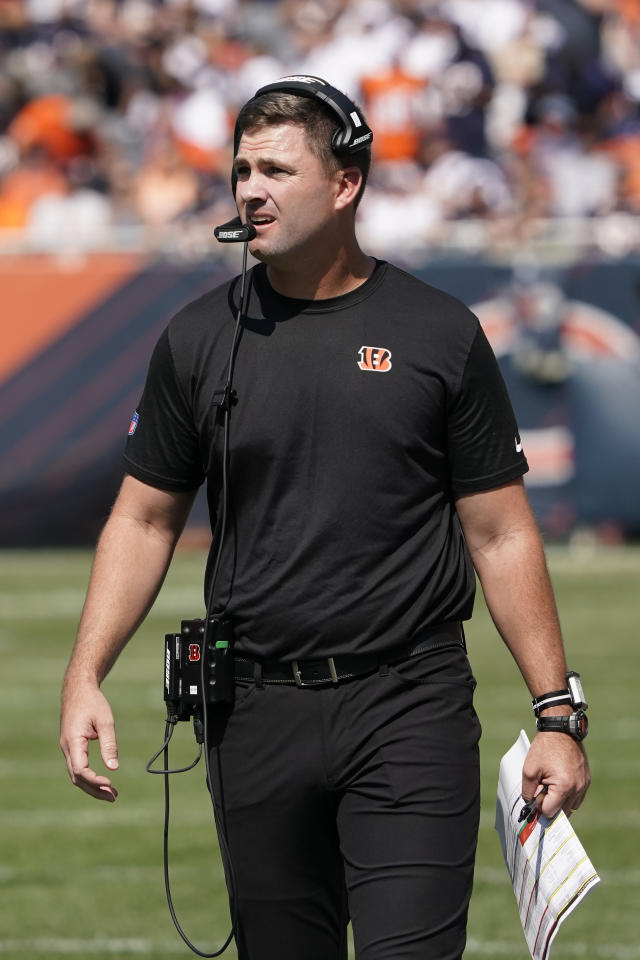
[532,671,589,742]
[536,709,589,741]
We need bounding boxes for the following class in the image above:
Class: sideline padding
[1,255,639,545]
[0,254,144,384]
[0,257,233,546]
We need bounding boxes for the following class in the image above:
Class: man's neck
[265,248,375,301]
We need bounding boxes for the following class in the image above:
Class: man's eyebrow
[233,154,291,168]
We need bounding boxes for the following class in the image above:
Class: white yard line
[0,586,204,620]
[465,937,640,960]
[0,937,639,958]
[465,939,640,958]
[479,807,640,829]
[0,939,167,955]
[5,806,639,830]
[5,807,213,828]
[2,862,638,887]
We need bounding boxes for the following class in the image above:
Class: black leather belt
[233,621,464,687]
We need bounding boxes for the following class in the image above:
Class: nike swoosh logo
[515,436,523,453]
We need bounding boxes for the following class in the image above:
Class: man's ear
[334,166,363,211]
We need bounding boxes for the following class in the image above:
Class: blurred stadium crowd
[1,0,639,257]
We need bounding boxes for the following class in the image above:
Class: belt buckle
[291,657,339,687]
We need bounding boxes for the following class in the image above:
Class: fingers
[60,685,119,802]
[563,758,591,817]
[521,768,543,807]
[522,733,591,819]
[62,732,119,802]
[541,783,577,819]
[98,725,119,774]
[66,751,118,801]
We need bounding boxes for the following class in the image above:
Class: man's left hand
[522,733,591,818]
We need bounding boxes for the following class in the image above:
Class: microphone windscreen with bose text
[214,216,257,243]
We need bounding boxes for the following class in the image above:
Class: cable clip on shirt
[212,386,238,413]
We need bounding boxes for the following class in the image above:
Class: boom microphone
[214,216,257,243]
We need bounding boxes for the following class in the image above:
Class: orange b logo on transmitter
[357,346,392,372]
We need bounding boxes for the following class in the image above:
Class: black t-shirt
[124,260,527,659]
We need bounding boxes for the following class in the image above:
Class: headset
[236,75,373,155]
[149,76,371,958]
[230,76,373,195]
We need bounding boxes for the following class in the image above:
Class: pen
[518,784,549,822]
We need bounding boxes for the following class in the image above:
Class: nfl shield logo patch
[128,411,139,436]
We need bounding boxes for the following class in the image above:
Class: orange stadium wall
[0,254,233,546]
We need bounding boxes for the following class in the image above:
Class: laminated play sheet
[495,730,600,960]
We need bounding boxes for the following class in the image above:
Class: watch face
[571,710,589,741]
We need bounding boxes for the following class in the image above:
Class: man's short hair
[234,91,371,210]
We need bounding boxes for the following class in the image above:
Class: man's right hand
[58,478,196,801]
[60,682,119,801]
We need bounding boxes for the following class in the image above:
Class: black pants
[207,644,481,960]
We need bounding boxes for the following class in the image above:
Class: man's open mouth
[249,214,276,226]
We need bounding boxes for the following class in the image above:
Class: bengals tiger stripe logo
[357,345,392,372]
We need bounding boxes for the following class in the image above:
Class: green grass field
[1,546,638,960]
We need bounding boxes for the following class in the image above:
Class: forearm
[457,482,590,816]
[63,476,195,692]
[63,514,176,690]
[468,517,568,698]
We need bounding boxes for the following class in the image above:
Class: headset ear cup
[332,117,373,155]
[331,128,346,154]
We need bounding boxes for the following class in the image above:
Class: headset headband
[241,75,373,156]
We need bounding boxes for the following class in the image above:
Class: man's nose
[237,170,268,203]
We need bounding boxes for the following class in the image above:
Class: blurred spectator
[401,8,495,157]
[514,93,618,217]
[360,62,429,162]
[26,180,112,250]
[419,130,514,218]
[0,145,67,228]
[133,139,199,226]
[356,159,445,260]
[9,93,98,163]
[601,130,640,213]
[170,85,230,173]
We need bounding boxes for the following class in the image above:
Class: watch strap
[532,689,572,716]
[536,710,589,741]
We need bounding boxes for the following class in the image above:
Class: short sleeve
[122,328,205,491]
[447,321,528,493]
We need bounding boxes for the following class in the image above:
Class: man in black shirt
[60,78,590,960]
